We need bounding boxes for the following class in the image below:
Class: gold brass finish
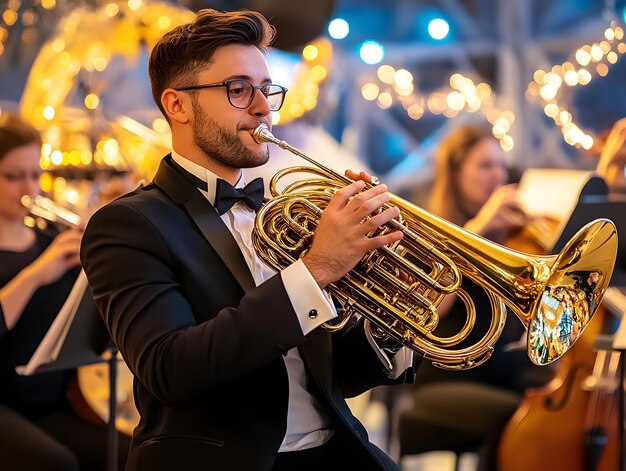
[252,124,618,370]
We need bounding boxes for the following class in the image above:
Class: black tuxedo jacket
[80,155,414,470]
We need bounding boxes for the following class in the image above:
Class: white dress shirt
[171,151,412,452]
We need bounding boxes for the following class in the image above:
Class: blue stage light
[328,18,349,40]
[359,40,385,65]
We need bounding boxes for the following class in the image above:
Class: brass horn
[252,124,618,370]
[21,194,83,229]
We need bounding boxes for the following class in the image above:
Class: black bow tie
[214,177,265,215]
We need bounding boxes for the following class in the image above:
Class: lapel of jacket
[153,155,256,293]
[299,328,333,393]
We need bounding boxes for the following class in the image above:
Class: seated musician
[0,112,129,470]
[397,124,553,471]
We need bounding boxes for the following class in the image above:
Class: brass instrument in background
[252,124,618,370]
[20,194,139,435]
[21,194,84,230]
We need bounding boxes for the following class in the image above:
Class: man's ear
[161,89,190,124]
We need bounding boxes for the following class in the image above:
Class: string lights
[271,37,333,126]
[527,20,625,150]
[361,67,516,151]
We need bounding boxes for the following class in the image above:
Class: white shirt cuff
[365,320,414,379]
[281,259,337,335]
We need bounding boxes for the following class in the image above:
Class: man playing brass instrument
[80,9,415,471]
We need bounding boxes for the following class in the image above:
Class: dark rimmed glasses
[174,80,288,111]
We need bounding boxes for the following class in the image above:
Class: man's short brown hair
[0,113,42,161]
[148,9,275,118]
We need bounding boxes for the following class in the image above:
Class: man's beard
[192,100,269,169]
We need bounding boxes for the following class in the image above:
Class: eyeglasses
[174,80,288,111]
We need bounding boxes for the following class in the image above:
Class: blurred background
[1,2,625,470]
[1,0,626,205]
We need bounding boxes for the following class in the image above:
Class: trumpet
[252,124,618,370]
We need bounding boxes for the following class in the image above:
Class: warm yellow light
[407,104,423,120]
[559,111,572,124]
[449,73,463,88]
[377,92,393,109]
[492,124,506,138]
[152,118,169,134]
[302,45,319,62]
[157,15,172,30]
[39,173,53,193]
[502,110,515,124]
[310,65,327,81]
[577,69,592,84]
[289,103,304,118]
[608,51,618,64]
[446,91,465,111]
[43,106,55,120]
[104,3,120,17]
[428,94,446,114]
[533,70,545,84]
[539,85,557,100]
[94,57,108,72]
[581,135,594,150]
[597,63,609,76]
[69,151,81,166]
[51,39,65,54]
[2,10,18,26]
[589,44,604,61]
[53,177,67,192]
[394,69,413,88]
[361,83,380,101]
[563,70,579,86]
[575,49,591,66]
[41,0,56,9]
[81,151,92,165]
[40,144,51,158]
[544,103,559,118]
[84,94,100,109]
[128,0,143,12]
[103,138,119,155]
[605,28,615,41]
[476,83,492,100]
[500,135,514,152]
[64,188,80,205]
[377,65,395,84]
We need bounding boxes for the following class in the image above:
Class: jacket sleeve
[80,200,304,406]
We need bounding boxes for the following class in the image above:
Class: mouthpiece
[253,124,276,145]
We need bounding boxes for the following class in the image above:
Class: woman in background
[0,113,128,470]
[398,124,552,471]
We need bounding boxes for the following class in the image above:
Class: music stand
[16,275,122,471]
[552,193,626,287]
[552,192,626,471]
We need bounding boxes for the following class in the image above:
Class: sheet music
[16,270,89,376]
[606,287,626,349]
[515,169,598,249]
[602,287,626,350]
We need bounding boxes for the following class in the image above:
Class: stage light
[428,18,449,40]
[359,40,384,65]
[328,18,349,40]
